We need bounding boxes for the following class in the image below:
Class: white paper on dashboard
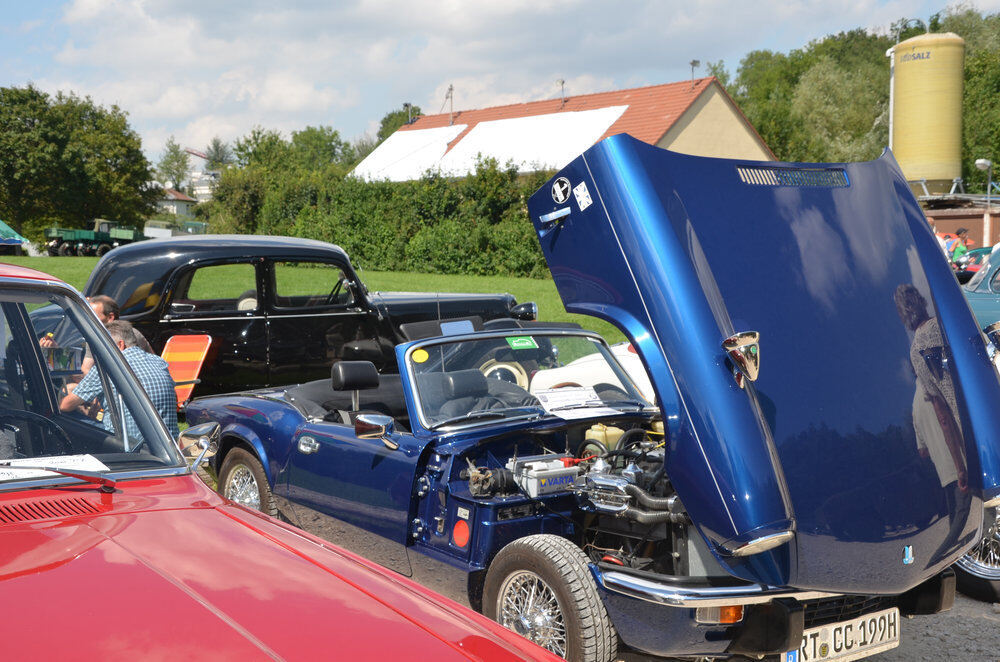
[0,454,110,481]
[534,386,620,420]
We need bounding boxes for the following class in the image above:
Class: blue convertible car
[187,135,1000,662]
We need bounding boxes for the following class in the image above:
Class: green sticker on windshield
[506,336,538,350]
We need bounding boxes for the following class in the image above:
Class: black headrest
[442,369,489,399]
[331,361,379,391]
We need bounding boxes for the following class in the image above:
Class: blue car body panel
[526,134,1000,592]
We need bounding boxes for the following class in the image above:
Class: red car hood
[0,475,554,661]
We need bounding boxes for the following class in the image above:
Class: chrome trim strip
[161,315,265,322]
[728,530,795,557]
[595,569,839,608]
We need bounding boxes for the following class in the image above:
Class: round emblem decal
[551,177,571,204]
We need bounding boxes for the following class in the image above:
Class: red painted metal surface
[0,262,60,281]
[0,474,558,661]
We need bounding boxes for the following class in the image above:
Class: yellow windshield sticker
[412,349,429,363]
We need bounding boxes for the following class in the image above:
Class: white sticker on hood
[573,181,592,211]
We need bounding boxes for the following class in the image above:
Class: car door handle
[297,435,320,454]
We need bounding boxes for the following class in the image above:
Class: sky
[2,0,998,163]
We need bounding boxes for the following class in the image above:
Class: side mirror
[179,421,220,465]
[511,301,538,321]
[356,414,398,450]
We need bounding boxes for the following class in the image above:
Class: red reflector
[453,519,470,547]
[627,343,637,354]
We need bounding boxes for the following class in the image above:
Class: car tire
[96,243,112,257]
[483,534,617,662]
[953,506,1000,602]
[218,447,277,517]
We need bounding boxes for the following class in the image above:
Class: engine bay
[429,417,729,582]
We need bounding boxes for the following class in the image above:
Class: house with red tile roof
[353,77,773,182]
[156,188,198,217]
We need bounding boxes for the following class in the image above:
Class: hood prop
[723,331,760,389]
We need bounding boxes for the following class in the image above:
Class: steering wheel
[325,277,348,305]
[0,410,73,455]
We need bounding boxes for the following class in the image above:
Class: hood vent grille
[737,166,849,188]
[0,497,102,524]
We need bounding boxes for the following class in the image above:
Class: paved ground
[874,593,1000,661]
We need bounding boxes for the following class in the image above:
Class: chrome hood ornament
[723,331,760,389]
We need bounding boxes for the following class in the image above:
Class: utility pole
[446,85,454,125]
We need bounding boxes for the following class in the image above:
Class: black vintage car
[39,235,535,395]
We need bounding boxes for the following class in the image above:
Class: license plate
[782,607,900,662]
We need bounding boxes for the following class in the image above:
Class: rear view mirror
[179,421,220,464]
[356,414,398,450]
[511,302,538,321]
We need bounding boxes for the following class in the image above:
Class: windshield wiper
[548,400,611,412]
[429,406,545,430]
[0,463,116,493]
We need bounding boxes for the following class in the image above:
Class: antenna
[557,79,566,107]
[689,59,700,81]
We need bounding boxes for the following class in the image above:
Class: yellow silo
[889,32,965,195]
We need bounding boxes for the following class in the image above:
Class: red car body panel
[0,263,60,281]
[0,475,558,661]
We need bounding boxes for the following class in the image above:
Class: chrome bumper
[594,568,840,608]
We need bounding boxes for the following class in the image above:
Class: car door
[264,259,389,384]
[282,420,430,577]
[160,259,268,393]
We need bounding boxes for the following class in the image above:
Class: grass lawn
[4,256,626,344]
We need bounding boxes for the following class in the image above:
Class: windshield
[965,252,995,291]
[407,332,650,429]
[0,284,183,485]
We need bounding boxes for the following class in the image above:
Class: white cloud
[5,0,998,159]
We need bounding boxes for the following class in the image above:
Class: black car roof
[84,235,354,296]
[101,234,350,262]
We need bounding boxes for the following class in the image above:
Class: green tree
[157,136,190,189]
[290,125,350,171]
[234,126,292,170]
[377,105,422,143]
[0,85,156,234]
[962,46,1000,191]
[349,133,379,165]
[204,136,234,170]
[791,57,888,162]
[706,60,731,88]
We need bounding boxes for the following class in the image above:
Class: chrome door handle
[297,435,320,454]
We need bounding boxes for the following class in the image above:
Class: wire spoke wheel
[497,570,567,657]
[957,507,1000,578]
[224,464,261,510]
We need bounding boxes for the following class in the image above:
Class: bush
[202,158,550,277]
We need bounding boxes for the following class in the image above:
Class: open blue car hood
[528,134,1000,592]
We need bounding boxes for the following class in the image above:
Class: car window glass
[273,261,352,308]
[990,268,1000,294]
[174,264,258,313]
[5,291,181,469]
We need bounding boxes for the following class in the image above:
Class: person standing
[949,228,969,263]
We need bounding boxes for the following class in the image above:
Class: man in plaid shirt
[60,320,179,441]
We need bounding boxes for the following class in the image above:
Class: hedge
[201,158,554,278]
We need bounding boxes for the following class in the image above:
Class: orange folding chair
[160,334,212,409]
